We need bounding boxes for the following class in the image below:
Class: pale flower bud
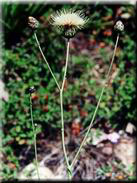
[28,16,39,30]
[114,20,124,32]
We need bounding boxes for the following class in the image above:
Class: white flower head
[50,9,89,38]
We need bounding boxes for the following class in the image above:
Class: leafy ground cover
[0,2,136,181]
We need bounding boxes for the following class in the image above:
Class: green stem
[71,34,120,168]
[60,39,72,179]
[30,94,40,179]
[60,91,72,179]
[61,40,70,90]
[34,32,61,91]
[34,32,72,179]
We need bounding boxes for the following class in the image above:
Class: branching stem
[34,34,71,179]
[60,40,72,179]
[71,34,120,168]
[34,33,61,91]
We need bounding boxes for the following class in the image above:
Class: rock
[102,143,113,156]
[19,163,56,180]
[90,129,108,146]
[107,132,120,144]
[114,137,135,169]
[125,122,136,134]
[91,130,120,145]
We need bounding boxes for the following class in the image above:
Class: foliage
[1,2,136,180]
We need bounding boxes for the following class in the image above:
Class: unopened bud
[28,16,39,30]
[34,123,37,127]
[28,86,36,94]
[114,20,124,32]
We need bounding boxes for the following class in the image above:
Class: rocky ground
[18,122,136,180]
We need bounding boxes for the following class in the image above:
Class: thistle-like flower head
[50,9,88,38]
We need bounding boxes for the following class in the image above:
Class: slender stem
[34,32,72,178]
[60,92,69,166]
[34,32,61,91]
[30,94,40,179]
[61,40,70,90]
[60,39,72,179]
[60,91,72,179]
[71,34,120,168]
